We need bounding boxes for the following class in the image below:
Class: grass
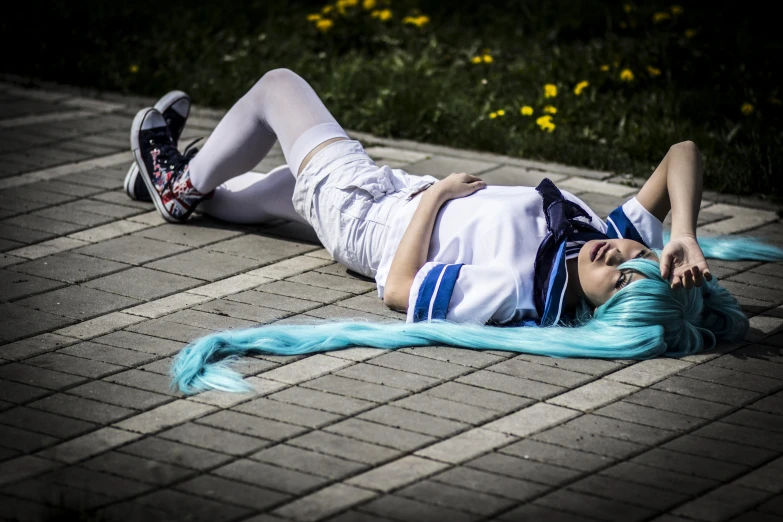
[3,0,781,200]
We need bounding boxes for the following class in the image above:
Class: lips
[590,241,607,262]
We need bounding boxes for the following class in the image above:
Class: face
[577,239,658,307]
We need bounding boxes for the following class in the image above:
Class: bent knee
[254,68,302,92]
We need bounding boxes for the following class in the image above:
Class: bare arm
[383,173,486,311]
[635,140,711,289]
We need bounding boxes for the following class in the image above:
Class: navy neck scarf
[533,178,608,325]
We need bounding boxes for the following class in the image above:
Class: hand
[660,234,713,290]
[431,172,486,201]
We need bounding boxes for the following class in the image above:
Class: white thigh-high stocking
[198,165,308,225]
[188,68,348,194]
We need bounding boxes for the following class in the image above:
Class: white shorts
[293,140,436,279]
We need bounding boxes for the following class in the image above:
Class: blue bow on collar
[533,178,608,326]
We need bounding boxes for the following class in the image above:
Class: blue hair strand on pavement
[171,235,782,395]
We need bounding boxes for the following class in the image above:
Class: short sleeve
[406,262,520,325]
[606,197,664,250]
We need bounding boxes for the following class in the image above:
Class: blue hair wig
[170,236,779,394]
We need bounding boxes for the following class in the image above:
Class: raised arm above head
[634,140,710,289]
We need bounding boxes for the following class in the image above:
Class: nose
[605,248,623,266]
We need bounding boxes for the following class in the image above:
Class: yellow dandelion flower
[496,109,505,116]
[544,84,558,98]
[520,106,534,116]
[545,123,556,132]
[623,3,633,13]
[482,54,493,64]
[129,64,139,74]
[741,103,754,115]
[363,0,376,8]
[670,5,683,15]
[684,28,696,39]
[600,64,610,72]
[403,15,430,27]
[543,105,557,114]
[322,5,333,14]
[307,13,322,21]
[344,0,358,5]
[316,19,334,31]
[377,9,392,21]
[647,65,662,76]
[770,96,782,105]
[653,11,671,23]
[489,112,498,119]
[574,80,589,95]
[471,56,482,64]
[416,15,430,27]
[620,69,634,82]
[536,115,555,132]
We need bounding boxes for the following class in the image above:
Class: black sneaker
[124,91,191,201]
[131,108,213,223]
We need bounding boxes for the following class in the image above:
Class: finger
[692,265,703,287]
[703,268,713,281]
[660,253,671,280]
[671,275,682,290]
[683,270,694,290]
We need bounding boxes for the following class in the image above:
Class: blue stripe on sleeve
[413,264,446,323]
[607,206,647,247]
[430,264,464,320]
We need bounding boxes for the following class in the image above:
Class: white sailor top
[401,180,664,325]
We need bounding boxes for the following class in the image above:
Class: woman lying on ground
[127,69,783,394]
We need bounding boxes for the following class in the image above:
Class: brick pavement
[0,79,782,522]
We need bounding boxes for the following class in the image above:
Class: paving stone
[392,394,498,424]
[288,430,400,465]
[74,234,190,265]
[55,311,145,340]
[58,341,157,367]
[82,450,195,486]
[326,417,436,451]
[431,466,550,502]
[90,330,183,356]
[162,308,257,330]
[26,351,123,378]
[0,237,23,252]
[206,233,316,262]
[3,478,117,512]
[662,434,776,466]
[516,354,630,375]
[624,388,736,419]
[497,503,596,522]
[252,444,368,480]
[261,354,353,385]
[632,447,748,482]
[500,439,611,472]
[367,352,468,381]
[722,409,783,433]
[29,393,135,424]
[186,273,273,299]
[336,363,439,391]
[120,436,233,471]
[16,284,140,320]
[0,423,59,452]
[124,292,213,320]
[714,354,783,381]
[721,280,783,304]
[485,403,581,438]
[594,401,704,431]
[226,289,321,313]
[287,271,376,295]
[9,236,90,261]
[732,457,783,493]
[133,488,250,521]
[0,405,97,439]
[365,146,430,163]
[79,266,200,301]
[0,361,86,390]
[358,405,468,437]
[548,379,639,411]
[346,455,448,492]
[105,369,181,397]
[115,399,216,434]
[457,370,566,399]
[213,459,328,496]
[175,474,290,511]
[567,474,689,511]
[749,392,783,415]
[270,385,374,416]
[0,378,50,404]
[0,302,74,343]
[196,409,306,441]
[0,332,75,360]
[400,345,504,368]
[405,155,499,179]
[416,428,515,464]
[0,222,56,243]
[301,374,409,403]
[247,254,333,280]
[606,358,693,387]
[424,381,533,413]
[0,184,77,205]
[757,495,783,516]
[680,364,781,393]
[38,179,105,197]
[257,279,351,303]
[652,376,761,406]
[0,493,55,520]
[67,380,171,410]
[274,483,377,522]
[233,397,341,428]
[560,414,676,446]
[192,298,289,324]
[39,427,141,464]
[358,494,477,522]
[602,461,720,496]
[534,489,656,522]
[145,248,262,281]
[32,204,115,227]
[671,484,772,522]
[135,223,243,247]
[466,452,583,487]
